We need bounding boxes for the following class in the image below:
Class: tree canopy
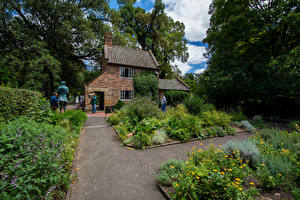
[201,0,300,117]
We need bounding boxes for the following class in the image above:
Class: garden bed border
[111,125,256,150]
[65,126,86,200]
[158,184,171,200]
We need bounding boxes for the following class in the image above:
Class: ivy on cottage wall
[133,73,158,100]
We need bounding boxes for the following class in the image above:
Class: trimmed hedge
[165,91,189,106]
[0,87,44,121]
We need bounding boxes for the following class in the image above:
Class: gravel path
[69,117,253,200]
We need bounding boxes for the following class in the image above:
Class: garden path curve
[69,116,253,200]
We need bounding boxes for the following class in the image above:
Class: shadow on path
[69,117,253,200]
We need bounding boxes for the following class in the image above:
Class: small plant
[240,120,255,132]
[183,95,215,116]
[225,126,236,135]
[225,139,260,167]
[289,120,300,132]
[107,114,121,125]
[152,129,168,144]
[114,100,125,110]
[157,159,185,186]
[252,115,262,123]
[228,109,247,121]
[201,110,232,128]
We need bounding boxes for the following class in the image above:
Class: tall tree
[112,0,189,78]
[202,0,300,117]
[0,0,111,96]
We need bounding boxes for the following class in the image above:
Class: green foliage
[240,120,255,132]
[0,86,53,122]
[152,129,168,145]
[168,146,257,200]
[227,110,247,122]
[117,97,160,125]
[225,126,236,135]
[114,100,125,110]
[289,120,300,132]
[157,159,185,186]
[292,188,300,200]
[183,95,215,116]
[225,140,260,168]
[132,132,152,149]
[203,0,300,117]
[107,114,121,126]
[1,0,113,96]
[201,110,232,128]
[165,91,189,106]
[133,73,158,100]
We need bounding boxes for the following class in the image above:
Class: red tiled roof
[104,45,159,69]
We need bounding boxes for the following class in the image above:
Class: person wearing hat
[57,81,69,113]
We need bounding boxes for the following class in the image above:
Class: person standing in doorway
[161,95,167,112]
[91,93,97,113]
[57,81,69,113]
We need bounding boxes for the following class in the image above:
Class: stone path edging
[65,127,86,200]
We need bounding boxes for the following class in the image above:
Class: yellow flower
[238,187,243,191]
[228,169,232,172]
[278,174,282,176]
[261,164,265,167]
[199,143,203,145]
[207,159,210,162]
[235,178,241,182]
[186,161,189,164]
[220,172,225,175]
[192,172,195,175]
[260,141,264,144]
[213,169,218,172]
[213,163,216,165]
[219,145,222,147]
[198,149,202,152]
[175,183,179,186]
[240,166,243,168]
[170,165,175,169]
[225,155,228,158]
[250,182,255,185]
[196,176,200,180]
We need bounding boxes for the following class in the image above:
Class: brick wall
[85,63,155,110]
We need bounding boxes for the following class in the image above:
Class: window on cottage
[120,90,134,100]
[120,67,134,78]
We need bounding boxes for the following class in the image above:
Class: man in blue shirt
[57,81,69,113]
[50,92,58,111]
[90,93,97,113]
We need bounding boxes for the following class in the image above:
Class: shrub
[133,73,158,99]
[183,95,215,116]
[0,86,53,122]
[132,132,152,149]
[165,91,189,106]
[0,118,75,199]
[107,114,121,126]
[240,120,255,132]
[114,100,125,110]
[224,139,260,168]
[252,115,263,123]
[201,110,232,128]
[260,154,294,176]
[157,159,185,186]
[152,129,168,144]
[228,110,247,122]
[289,120,300,132]
[117,97,160,125]
[225,126,236,135]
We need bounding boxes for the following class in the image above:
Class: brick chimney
[104,33,112,47]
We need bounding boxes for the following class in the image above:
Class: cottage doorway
[95,92,104,111]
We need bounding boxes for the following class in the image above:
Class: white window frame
[119,90,134,100]
[119,67,134,78]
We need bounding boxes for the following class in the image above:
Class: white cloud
[162,0,211,41]
[187,44,206,64]
[194,68,205,74]
[172,43,207,74]
[172,60,192,75]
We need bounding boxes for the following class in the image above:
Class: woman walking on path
[161,95,167,112]
[91,93,97,113]
[57,81,69,113]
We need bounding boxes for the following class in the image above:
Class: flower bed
[0,110,87,199]
[157,128,300,199]
[107,97,254,149]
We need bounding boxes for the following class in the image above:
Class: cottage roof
[158,78,190,91]
[104,45,159,69]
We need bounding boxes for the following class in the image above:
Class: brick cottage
[85,33,189,111]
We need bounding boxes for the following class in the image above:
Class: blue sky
[109,0,211,74]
